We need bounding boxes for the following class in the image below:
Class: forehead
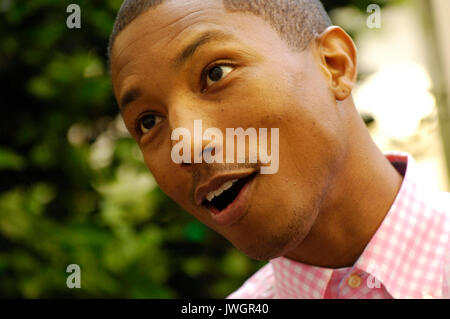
[112,0,225,60]
[110,0,291,91]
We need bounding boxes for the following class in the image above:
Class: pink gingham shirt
[228,152,450,299]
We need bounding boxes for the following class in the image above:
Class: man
[108,0,450,298]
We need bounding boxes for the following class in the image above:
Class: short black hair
[108,0,332,60]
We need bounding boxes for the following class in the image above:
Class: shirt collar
[269,151,448,298]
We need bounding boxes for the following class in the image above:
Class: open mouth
[202,172,257,213]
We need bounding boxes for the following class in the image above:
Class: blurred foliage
[0,0,389,298]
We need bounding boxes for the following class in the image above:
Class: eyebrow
[119,87,141,111]
[119,30,236,111]
[173,30,236,69]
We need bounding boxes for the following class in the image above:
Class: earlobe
[314,26,357,101]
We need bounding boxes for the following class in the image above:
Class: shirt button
[347,274,362,288]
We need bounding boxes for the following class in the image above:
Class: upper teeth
[206,179,238,202]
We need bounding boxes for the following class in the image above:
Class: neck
[284,100,403,268]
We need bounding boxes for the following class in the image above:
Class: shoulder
[226,263,276,299]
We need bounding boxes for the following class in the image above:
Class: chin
[230,207,318,261]
[232,229,306,261]
[238,246,283,261]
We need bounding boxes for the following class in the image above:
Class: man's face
[111,0,346,260]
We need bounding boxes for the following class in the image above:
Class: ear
[313,26,357,101]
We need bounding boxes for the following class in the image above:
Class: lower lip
[207,174,257,227]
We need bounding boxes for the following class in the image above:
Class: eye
[205,65,233,88]
[137,114,163,135]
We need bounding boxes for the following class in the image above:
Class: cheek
[242,64,342,201]
[140,140,215,226]
[140,141,189,202]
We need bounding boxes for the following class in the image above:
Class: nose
[168,100,221,168]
